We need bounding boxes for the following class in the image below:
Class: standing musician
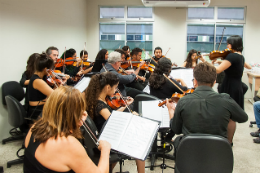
[126,48,149,91]
[92,49,109,72]
[24,86,111,173]
[79,50,93,75]
[149,57,188,99]
[166,62,248,153]
[84,72,145,173]
[100,51,145,98]
[27,53,56,120]
[20,53,39,111]
[181,49,206,68]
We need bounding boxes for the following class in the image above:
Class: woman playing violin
[92,49,109,72]
[20,53,39,111]
[149,57,188,99]
[84,72,145,173]
[212,35,245,110]
[122,45,130,60]
[27,53,56,120]
[79,50,93,75]
[24,86,111,173]
[181,49,206,68]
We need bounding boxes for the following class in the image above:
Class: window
[186,7,245,61]
[99,6,153,58]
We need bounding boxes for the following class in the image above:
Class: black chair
[81,116,129,173]
[175,134,233,173]
[5,95,29,168]
[0,166,3,173]
[2,81,26,144]
[134,94,175,170]
[249,96,260,127]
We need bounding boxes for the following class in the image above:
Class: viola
[46,69,64,87]
[208,49,234,60]
[105,93,127,110]
[55,57,78,68]
[158,89,195,107]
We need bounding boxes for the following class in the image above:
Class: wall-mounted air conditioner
[141,0,210,7]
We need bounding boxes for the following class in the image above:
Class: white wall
[86,0,260,99]
[0,0,88,140]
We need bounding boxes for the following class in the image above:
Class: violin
[158,89,195,107]
[55,57,78,68]
[208,49,234,60]
[73,61,94,68]
[105,93,127,110]
[46,69,64,87]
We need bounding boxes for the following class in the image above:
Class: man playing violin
[100,51,145,99]
[166,62,248,154]
[79,50,93,75]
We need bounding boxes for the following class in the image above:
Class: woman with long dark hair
[84,72,145,173]
[149,58,187,99]
[20,53,39,111]
[181,49,205,68]
[92,49,109,72]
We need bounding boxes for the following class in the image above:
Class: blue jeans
[253,101,260,129]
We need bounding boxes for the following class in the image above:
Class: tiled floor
[1,100,260,173]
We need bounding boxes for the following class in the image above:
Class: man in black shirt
[166,62,248,150]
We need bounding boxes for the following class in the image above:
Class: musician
[100,51,145,98]
[27,53,55,120]
[166,62,248,152]
[62,48,83,77]
[149,57,188,99]
[24,86,111,173]
[181,49,205,68]
[84,72,145,173]
[122,45,130,60]
[20,53,39,111]
[79,50,93,75]
[92,49,109,72]
[126,48,148,91]
[212,35,245,110]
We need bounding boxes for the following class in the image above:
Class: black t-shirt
[94,100,112,132]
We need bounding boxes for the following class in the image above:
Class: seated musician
[149,47,163,65]
[122,45,130,60]
[100,51,145,98]
[166,62,248,153]
[149,57,188,99]
[24,86,111,173]
[84,72,145,173]
[79,50,93,75]
[20,53,39,111]
[92,49,109,72]
[27,53,55,120]
[126,48,149,91]
[181,49,205,68]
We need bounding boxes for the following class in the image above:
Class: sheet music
[141,100,170,128]
[117,116,159,160]
[98,111,131,149]
[74,77,91,92]
[170,69,194,88]
[142,83,150,94]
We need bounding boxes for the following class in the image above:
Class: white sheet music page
[117,115,159,160]
[74,77,91,93]
[170,69,194,88]
[141,100,170,128]
[98,111,132,149]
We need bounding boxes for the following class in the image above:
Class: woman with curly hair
[84,72,145,173]
[181,49,205,68]
[149,57,188,99]
[24,86,111,173]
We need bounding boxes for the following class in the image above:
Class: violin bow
[81,42,86,70]
[217,27,226,51]
[163,74,184,94]
[164,47,171,57]
[81,120,99,147]
[63,47,66,74]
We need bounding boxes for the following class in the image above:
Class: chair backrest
[133,94,159,113]
[2,81,25,105]
[175,134,233,173]
[5,95,26,128]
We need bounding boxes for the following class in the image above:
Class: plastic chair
[175,134,233,173]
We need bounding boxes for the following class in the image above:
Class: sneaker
[253,137,260,143]
[250,130,260,137]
